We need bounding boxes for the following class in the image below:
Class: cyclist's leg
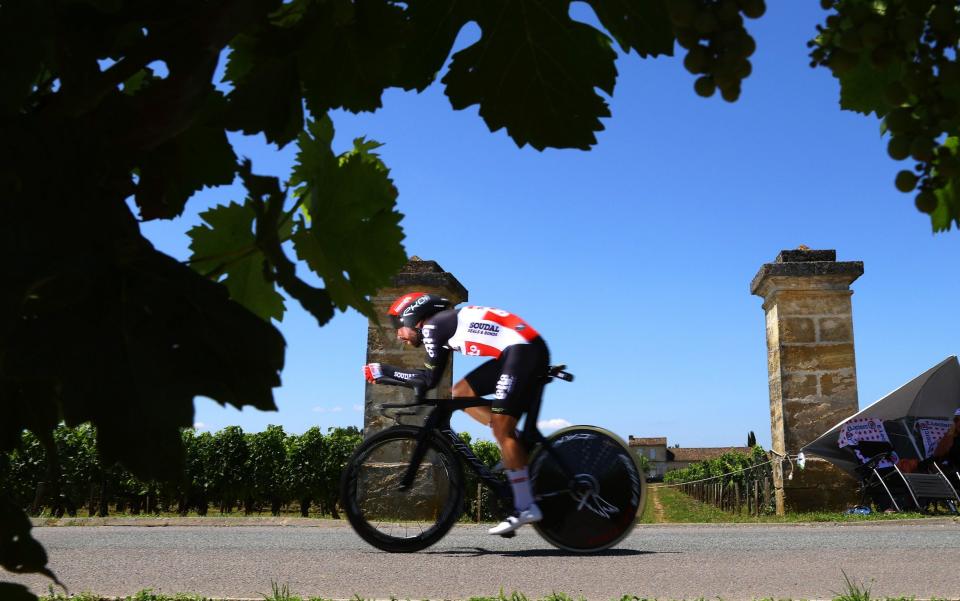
[452,378,491,426]
[488,341,549,534]
[491,414,526,469]
[490,338,550,467]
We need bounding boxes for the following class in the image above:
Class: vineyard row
[0,423,503,520]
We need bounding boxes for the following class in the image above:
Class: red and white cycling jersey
[379,304,546,391]
[446,306,539,359]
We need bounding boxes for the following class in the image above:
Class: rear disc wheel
[530,426,645,552]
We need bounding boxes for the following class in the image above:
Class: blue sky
[141,2,960,450]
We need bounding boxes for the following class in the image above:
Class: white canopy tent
[800,356,960,476]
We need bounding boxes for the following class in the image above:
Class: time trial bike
[339,365,645,553]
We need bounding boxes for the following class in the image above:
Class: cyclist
[362,291,550,535]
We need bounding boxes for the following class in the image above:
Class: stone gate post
[750,249,862,513]
[364,257,468,436]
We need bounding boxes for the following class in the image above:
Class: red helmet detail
[388,292,450,328]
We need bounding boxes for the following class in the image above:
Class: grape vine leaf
[399,0,474,92]
[442,0,618,150]
[135,93,239,220]
[837,56,903,117]
[224,31,304,148]
[297,0,410,115]
[932,137,960,232]
[586,0,675,57]
[931,181,959,232]
[121,67,157,96]
[188,202,287,322]
[291,119,407,314]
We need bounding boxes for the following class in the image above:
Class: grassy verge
[642,485,943,523]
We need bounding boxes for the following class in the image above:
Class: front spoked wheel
[529,426,645,552]
[340,426,463,552]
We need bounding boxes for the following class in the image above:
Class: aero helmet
[388,292,450,328]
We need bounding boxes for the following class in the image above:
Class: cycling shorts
[463,337,550,418]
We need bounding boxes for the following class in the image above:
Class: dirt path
[649,485,666,523]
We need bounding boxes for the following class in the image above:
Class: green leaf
[121,67,157,96]
[837,55,903,117]
[399,0,474,91]
[188,202,286,321]
[290,117,337,188]
[442,0,618,150]
[224,31,304,147]
[297,0,410,115]
[930,137,960,232]
[932,177,960,233]
[586,0,675,57]
[290,120,407,315]
[135,93,239,220]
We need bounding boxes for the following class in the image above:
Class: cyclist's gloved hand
[362,363,383,383]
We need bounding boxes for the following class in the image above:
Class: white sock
[507,467,533,511]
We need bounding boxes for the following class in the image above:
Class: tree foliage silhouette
[3,0,958,597]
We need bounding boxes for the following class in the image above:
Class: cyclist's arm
[379,347,449,390]
[378,310,456,390]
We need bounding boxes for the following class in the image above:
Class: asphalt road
[5,520,960,600]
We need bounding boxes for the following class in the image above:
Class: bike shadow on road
[422,547,669,558]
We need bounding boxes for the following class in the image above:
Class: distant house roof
[628,437,667,447]
[668,447,752,462]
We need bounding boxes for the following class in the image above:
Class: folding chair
[906,418,960,513]
[847,442,905,512]
[839,418,906,512]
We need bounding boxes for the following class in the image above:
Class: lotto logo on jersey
[422,324,436,358]
[465,342,501,358]
[495,374,514,400]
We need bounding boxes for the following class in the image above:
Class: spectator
[934,408,960,467]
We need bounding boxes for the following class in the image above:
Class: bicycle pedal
[499,530,516,538]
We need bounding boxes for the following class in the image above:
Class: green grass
[643,485,942,523]
[834,570,872,601]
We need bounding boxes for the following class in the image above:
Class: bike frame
[377,381,575,505]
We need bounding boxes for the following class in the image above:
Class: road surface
[4,520,960,600]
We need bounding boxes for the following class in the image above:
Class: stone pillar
[364,257,468,436]
[750,249,863,513]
